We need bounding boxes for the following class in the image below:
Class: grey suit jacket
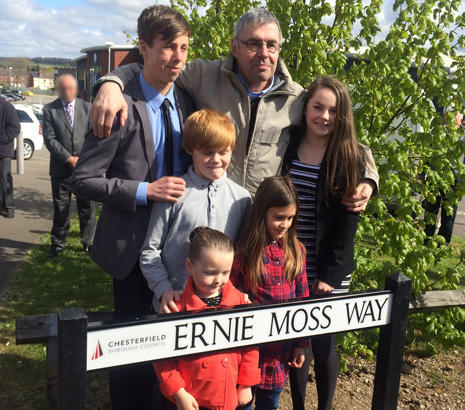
[70,77,195,279]
[43,98,92,178]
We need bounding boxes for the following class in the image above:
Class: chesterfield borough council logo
[91,340,104,360]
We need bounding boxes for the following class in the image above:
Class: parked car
[5,93,22,101]
[31,103,44,112]
[0,94,13,102]
[13,104,43,160]
[21,90,34,96]
[34,111,43,125]
[10,92,26,100]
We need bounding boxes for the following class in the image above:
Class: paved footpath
[0,149,53,302]
[455,206,465,238]
[0,94,57,303]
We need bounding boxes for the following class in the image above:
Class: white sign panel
[87,292,392,371]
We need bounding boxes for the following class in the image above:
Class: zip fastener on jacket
[224,69,297,186]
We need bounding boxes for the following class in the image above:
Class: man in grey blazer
[70,6,194,410]
[43,74,96,257]
[71,77,193,292]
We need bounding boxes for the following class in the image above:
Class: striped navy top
[289,157,351,294]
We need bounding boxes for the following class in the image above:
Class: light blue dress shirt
[135,73,186,205]
[237,72,279,101]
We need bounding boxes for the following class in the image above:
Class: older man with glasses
[91,8,378,205]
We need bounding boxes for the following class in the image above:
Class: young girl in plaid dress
[230,175,309,410]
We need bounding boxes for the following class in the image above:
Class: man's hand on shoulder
[147,176,186,202]
[91,82,128,139]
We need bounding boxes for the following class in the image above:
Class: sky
[0,0,156,59]
[0,0,463,60]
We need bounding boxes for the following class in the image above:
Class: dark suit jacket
[282,136,366,288]
[70,77,195,279]
[0,98,21,159]
[43,98,92,178]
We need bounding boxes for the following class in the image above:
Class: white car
[13,104,43,160]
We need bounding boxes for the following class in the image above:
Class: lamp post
[105,42,115,75]
[8,66,12,88]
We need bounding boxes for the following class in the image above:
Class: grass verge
[0,217,112,409]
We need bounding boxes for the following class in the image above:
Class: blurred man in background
[0,96,21,218]
[43,74,96,257]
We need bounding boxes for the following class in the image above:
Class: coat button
[222,358,228,367]
[202,359,211,368]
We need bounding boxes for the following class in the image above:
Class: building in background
[54,67,77,89]
[0,67,28,88]
[74,55,89,100]
[75,44,142,101]
[28,71,55,90]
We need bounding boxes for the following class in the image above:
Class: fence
[17,273,414,410]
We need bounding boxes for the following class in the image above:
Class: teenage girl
[154,227,261,410]
[283,76,368,410]
[230,175,309,410]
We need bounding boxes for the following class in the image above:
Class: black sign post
[372,273,412,409]
[57,308,88,410]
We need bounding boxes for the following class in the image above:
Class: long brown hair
[236,176,305,295]
[302,77,365,199]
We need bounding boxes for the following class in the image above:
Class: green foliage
[29,64,41,72]
[123,0,465,358]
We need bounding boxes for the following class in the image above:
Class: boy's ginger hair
[183,109,236,153]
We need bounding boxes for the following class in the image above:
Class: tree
[28,64,41,73]
[166,0,465,359]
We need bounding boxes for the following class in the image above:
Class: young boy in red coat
[154,227,261,410]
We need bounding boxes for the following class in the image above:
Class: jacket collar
[61,99,75,109]
[221,54,302,97]
[183,275,238,311]
[139,72,176,114]
[125,77,157,181]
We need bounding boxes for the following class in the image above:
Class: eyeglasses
[235,38,281,54]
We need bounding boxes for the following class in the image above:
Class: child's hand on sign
[289,348,306,368]
[237,385,253,406]
[159,290,182,314]
[174,388,199,410]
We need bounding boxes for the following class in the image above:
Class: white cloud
[0,0,158,59]
[0,0,462,59]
